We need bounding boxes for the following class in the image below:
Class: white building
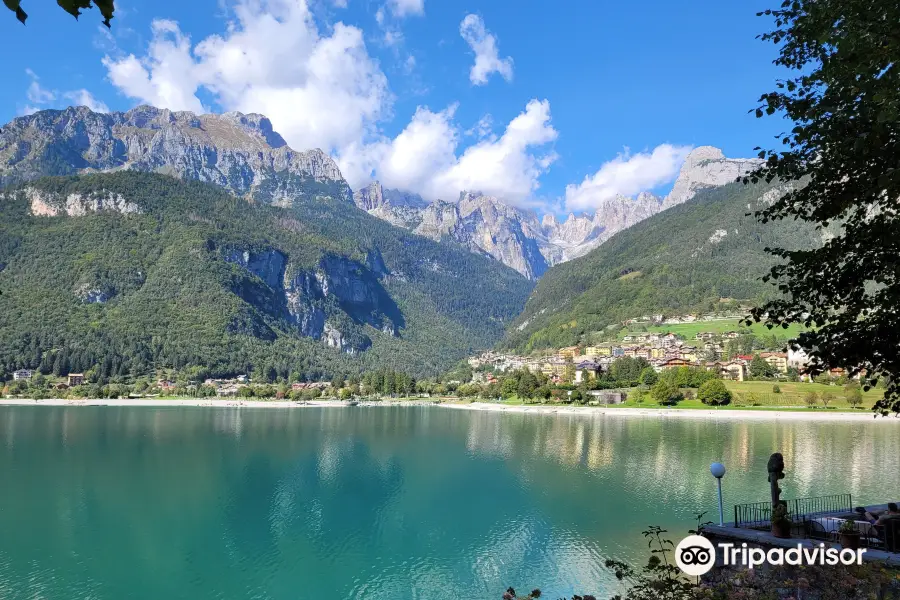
[13,369,33,381]
[787,348,810,370]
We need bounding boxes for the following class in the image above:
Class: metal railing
[734,494,854,528]
[801,516,892,551]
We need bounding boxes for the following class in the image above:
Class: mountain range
[0,103,783,379]
[352,146,762,279]
[0,105,763,281]
[500,179,819,352]
[0,107,533,379]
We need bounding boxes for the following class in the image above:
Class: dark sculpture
[767,452,785,508]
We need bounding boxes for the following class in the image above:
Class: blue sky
[2,0,787,215]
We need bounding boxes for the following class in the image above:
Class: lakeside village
[1,319,884,409]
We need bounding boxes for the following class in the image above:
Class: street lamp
[710,462,726,526]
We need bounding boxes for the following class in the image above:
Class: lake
[0,406,897,599]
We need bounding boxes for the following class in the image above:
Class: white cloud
[21,69,109,116]
[433,99,555,200]
[339,99,557,204]
[103,0,389,154]
[25,69,56,105]
[100,1,554,208]
[383,28,403,47]
[564,144,692,211]
[103,19,204,113]
[388,0,423,17]
[465,114,493,139]
[64,89,111,113]
[459,14,513,86]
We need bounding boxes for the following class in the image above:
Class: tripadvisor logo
[675,536,716,576]
[675,535,867,576]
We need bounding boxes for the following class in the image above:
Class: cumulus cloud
[25,69,56,105]
[21,69,109,115]
[101,0,554,208]
[64,89,111,113]
[103,0,389,155]
[565,144,692,211]
[340,99,557,203]
[459,14,513,85]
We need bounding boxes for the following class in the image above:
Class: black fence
[800,515,900,551]
[733,494,854,528]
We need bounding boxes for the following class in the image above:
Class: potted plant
[838,519,861,550]
[771,503,792,538]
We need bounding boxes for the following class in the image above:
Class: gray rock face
[75,283,113,304]
[223,247,396,354]
[0,106,352,205]
[224,248,286,290]
[352,181,427,229]
[20,187,143,218]
[413,193,550,280]
[353,147,757,279]
[353,184,664,279]
[663,146,761,209]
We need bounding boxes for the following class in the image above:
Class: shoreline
[441,402,899,422]
[0,398,435,409]
[0,398,897,421]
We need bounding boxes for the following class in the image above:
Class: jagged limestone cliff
[0,105,352,205]
[351,147,761,280]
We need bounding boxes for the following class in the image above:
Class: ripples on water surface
[0,406,897,599]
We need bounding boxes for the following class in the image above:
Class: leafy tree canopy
[698,379,732,406]
[746,0,900,414]
[5,0,114,26]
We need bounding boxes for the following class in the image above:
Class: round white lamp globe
[710,462,726,479]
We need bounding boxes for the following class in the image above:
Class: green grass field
[722,380,881,409]
[618,320,807,340]
[488,380,883,412]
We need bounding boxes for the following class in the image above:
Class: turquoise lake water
[0,406,898,599]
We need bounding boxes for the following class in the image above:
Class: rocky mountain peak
[684,145,726,162]
[541,213,558,228]
[220,111,287,148]
[0,105,351,205]
[353,181,386,211]
[664,145,761,208]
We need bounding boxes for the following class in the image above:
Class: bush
[804,391,819,407]
[650,380,683,405]
[772,384,781,393]
[638,367,658,386]
[698,379,732,406]
[845,383,864,409]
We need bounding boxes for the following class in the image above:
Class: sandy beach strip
[0,398,432,409]
[441,401,899,422]
[0,398,897,421]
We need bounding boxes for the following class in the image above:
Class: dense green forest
[0,172,532,381]
[501,181,822,352]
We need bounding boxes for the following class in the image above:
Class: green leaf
[56,0,114,27]
[4,0,27,24]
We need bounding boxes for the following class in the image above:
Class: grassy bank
[723,380,882,409]
[482,379,884,413]
[617,320,807,340]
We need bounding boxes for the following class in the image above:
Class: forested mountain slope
[501,181,819,352]
[0,172,532,380]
